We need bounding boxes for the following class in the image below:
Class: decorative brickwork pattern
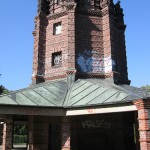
[134,99,150,150]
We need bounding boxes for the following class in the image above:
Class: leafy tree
[0,74,9,95]
[0,85,9,95]
[141,85,150,92]
[0,85,8,94]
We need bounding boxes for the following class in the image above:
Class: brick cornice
[47,11,68,20]
[66,69,76,75]
[45,74,67,81]
[76,72,114,79]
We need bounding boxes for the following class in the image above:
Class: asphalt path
[0,145,26,150]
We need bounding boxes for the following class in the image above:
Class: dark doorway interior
[78,129,111,150]
[73,112,138,150]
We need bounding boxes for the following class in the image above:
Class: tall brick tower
[32,0,130,85]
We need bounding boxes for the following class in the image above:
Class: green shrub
[14,125,27,135]
[13,135,27,143]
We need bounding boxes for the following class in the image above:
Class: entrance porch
[0,78,150,150]
[0,111,140,150]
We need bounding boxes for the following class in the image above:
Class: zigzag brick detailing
[32,0,130,84]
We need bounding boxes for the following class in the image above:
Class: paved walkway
[0,145,26,150]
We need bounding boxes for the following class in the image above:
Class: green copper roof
[0,79,68,107]
[0,78,149,108]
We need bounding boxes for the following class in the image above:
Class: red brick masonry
[134,99,150,150]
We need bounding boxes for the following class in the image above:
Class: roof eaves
[63,100,134,109]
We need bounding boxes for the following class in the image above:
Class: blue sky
[0,0,150,91]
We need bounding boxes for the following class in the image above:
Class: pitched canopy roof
[0,78,149,108]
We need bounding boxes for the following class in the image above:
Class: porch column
[0,124,3,145]
[27,116,34,150]
[61,117,70,150]
[134,99,150,150]
[2,117,13,150]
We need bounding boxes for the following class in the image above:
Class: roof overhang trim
[0,103,137,116]
[66,104,137,116]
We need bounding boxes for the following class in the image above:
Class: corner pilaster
[27,116,34,150]
[2,117,13,150]
[134,99,150,150]
[61,117,70,150]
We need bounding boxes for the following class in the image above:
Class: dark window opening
[112,58,118,72]
[52,52,62,67]
[94,0,100,9]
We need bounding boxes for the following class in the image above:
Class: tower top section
[32,0,130,85]
[37,0,115,15]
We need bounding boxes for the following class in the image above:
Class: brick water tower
[1,1,150,150]
[32,0,130,85]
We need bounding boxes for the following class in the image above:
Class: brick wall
[2,118,13,150]
[32,13,48,84]
[28,116,62,150]
[134,99,150,150]
[75,13,103,76]
[45,14,69,78]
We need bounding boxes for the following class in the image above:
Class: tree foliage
[0,73,9,95]
[14,125,27,135]
[141,85,150,92]
[14,125,27,143]
[0,85,9,95]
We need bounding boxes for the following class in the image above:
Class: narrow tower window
[53,22,62,35]
[52,52,62,67]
